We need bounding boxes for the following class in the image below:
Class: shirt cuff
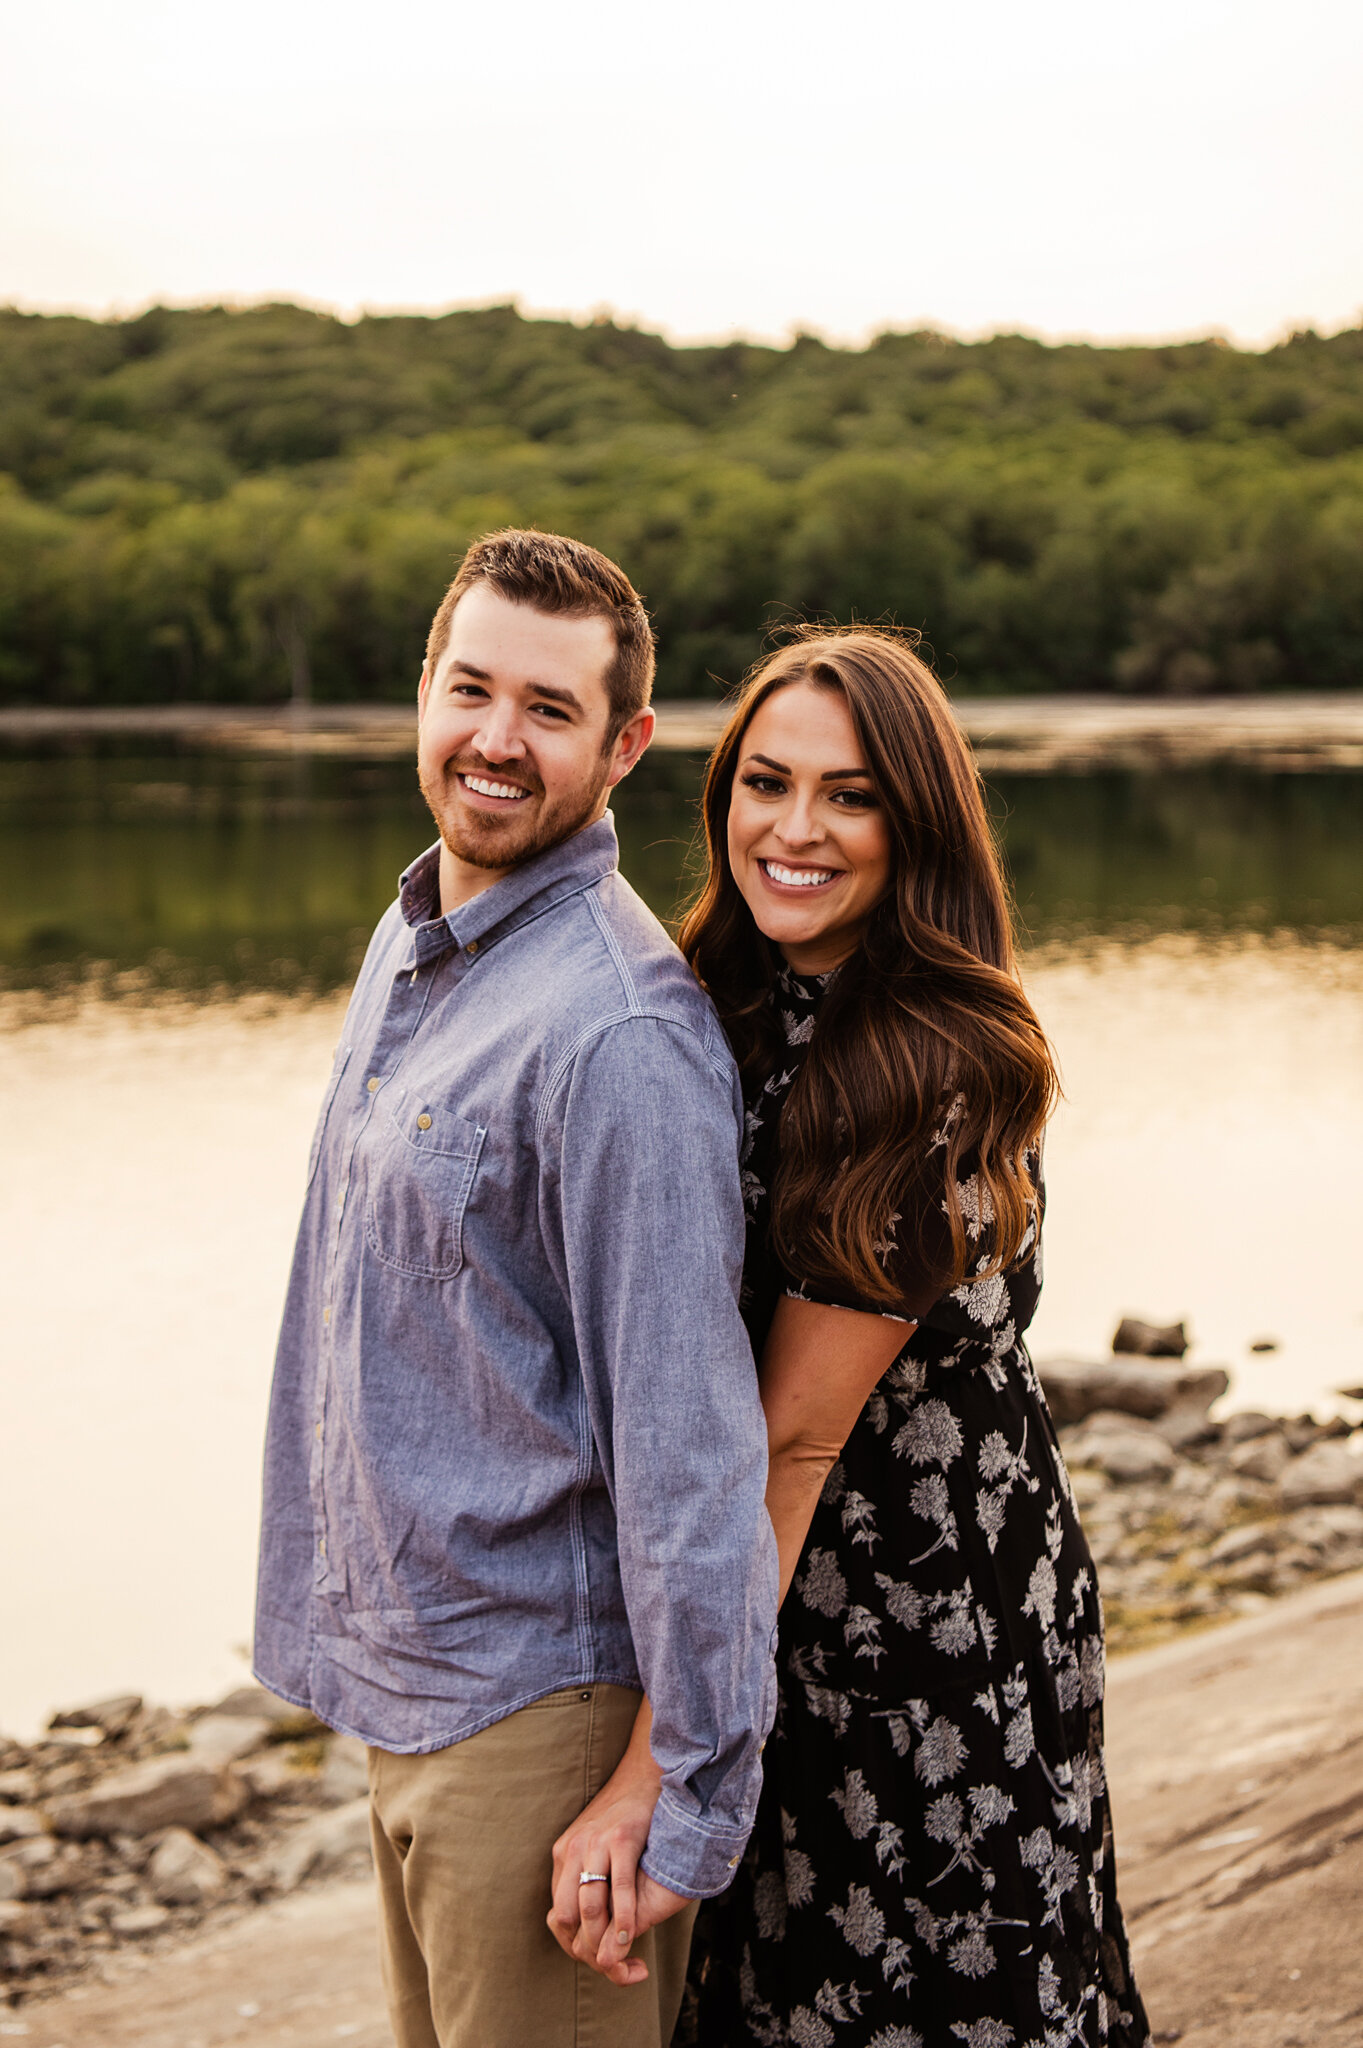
[637,1783,754,1900]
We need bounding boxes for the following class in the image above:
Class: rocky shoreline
[3,1322,1361,2012]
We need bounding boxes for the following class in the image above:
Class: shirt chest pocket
[364,1092,487,1280]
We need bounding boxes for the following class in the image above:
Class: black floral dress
[680,969,1149,2048]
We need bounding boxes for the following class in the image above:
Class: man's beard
[418,753,612,873]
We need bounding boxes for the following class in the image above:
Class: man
[254,529,778,2048]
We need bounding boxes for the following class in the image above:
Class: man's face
[417,583,652,905]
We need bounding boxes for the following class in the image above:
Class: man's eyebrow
[448,660,492,682]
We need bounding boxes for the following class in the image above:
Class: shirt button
[315,1421,322,1441]
[322,1306,331,1325]
[367,1076,380,1092]
[318,1538,326,1559]
[465,940,479,955]
[416,1113,432,1131]
[727,1855,740,1868]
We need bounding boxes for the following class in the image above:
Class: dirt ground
[12,1568,1363,2047]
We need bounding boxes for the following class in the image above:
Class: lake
[3,737,1362,1738]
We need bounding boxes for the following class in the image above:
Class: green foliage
[1,302,1362,702]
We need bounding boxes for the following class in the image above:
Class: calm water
[3,742,1362,1737]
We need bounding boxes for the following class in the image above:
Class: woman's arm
[553,1293,910,1981]
[760,1294,913,1601]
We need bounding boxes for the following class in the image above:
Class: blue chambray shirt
[254,814,779,1898]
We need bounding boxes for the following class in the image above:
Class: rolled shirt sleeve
[550,1012,780,1898]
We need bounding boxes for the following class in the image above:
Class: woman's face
[727,680,893,975]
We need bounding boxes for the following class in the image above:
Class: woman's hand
[546,1700,687,1985]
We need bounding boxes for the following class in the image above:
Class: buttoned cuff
[637,1783,754,1900]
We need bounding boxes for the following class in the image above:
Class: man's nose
[471,705,527,762]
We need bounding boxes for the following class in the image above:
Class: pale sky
[2,0,1360,347]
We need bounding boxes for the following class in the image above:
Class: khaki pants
[367,1685,698,2048]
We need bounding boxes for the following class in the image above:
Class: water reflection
[2,741,1360,995]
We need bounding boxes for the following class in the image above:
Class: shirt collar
[399,812,620,963]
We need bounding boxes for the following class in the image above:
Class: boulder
[0,1769,38,1804]
[1228,1432,1291,1485]
[319,1735,369,1806]
[239,1748,310,1802]
[187,1714,275,1765]
[1062,1412,1180,1485]
[47,1694,143,1738]
[1154,1402,1221,1452]
[1282,1504,1363,1556]
[1206,1521,1283,1569]
[209,1685,323,1735]
[1112,1317,1188,1358]
[263,1797,372,1893]
[45,1755,248,1840]
[148,1826,228,1906]
[1040,1358,1227,1428]
[0,1808,45,1846]
[109,1902,171,1937]
[1279,1441,1363,1510]
[1222,1410,1280,1445]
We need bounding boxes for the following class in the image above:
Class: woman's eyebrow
[821,767,871,780]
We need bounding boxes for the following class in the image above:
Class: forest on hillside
[2,302,1362,703]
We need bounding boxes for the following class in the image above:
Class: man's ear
[416,665,430,721]
[605,708,656,789]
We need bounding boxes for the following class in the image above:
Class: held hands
[546,1747,688,1987]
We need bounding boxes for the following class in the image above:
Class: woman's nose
[775,794,822,848]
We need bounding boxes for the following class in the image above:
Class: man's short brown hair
[425,529,655,741]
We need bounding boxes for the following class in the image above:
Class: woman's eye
[831,787,876,809]
[740,773,785,795]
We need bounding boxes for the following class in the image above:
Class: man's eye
[532,704,570,721]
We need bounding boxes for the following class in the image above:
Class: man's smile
[458,771,533,805]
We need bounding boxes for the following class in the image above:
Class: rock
[1063,1412,1180,1485]
[1206,1521,1283,1568]
[1228,1432,1291,1484]
[0,1858,24,1900]
[109,1902,171,1936]
[0,1898,32,1931]
[263,1797,372,1892]
[46,1754,249,1839]
[1248,1337,1280,1352]
[0,1807,45,1845]
[239,1747,312,1802]
[209,1685,324,1735]
[1222,1410,1280,1445]
[148,1826,228,1906]
[1338,1383,1363,1403]
[0,1769,38,1804]
[48,1694,143,1738]
[1113,1317,1188,1358]
[1283,1412,1325,1454]
[1279,1441,1363,1509]
[1042,1359,1227,1428]
[319,1735,369,1806]
[1216,1549,1279,1589]
[1154,1402,1221,1451]
[187,1714,275,1764]
[1282,1504,1363,1555]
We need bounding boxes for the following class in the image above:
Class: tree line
[2,301,1361,703]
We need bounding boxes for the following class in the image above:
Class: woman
[553,629,1149,2047]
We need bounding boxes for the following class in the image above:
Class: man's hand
[546,1742,688,1986]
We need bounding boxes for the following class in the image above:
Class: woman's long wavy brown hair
[678,627,1058,1308]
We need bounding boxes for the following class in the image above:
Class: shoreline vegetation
[4,1322,1362,2010]
[4,304,1363,709]
[5,694,1363,773]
